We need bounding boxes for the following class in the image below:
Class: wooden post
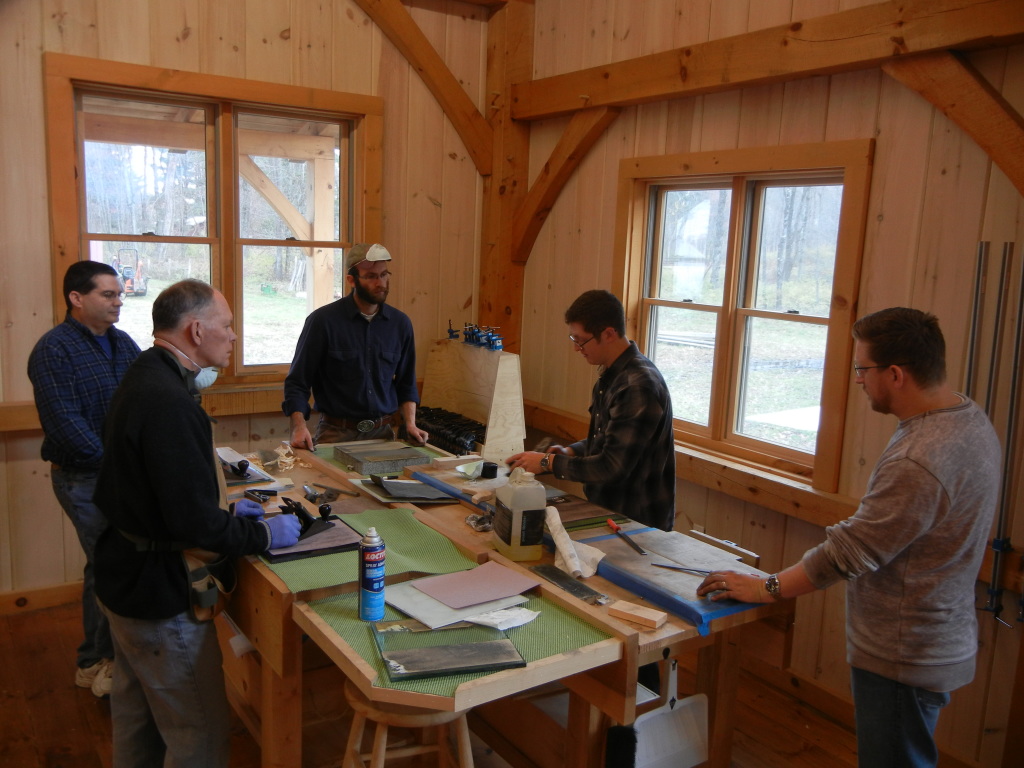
[478,0,533,353]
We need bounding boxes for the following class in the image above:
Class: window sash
[618,141,874,492]
[44,53,383,383]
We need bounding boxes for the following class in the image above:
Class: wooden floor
[0,601,857,767]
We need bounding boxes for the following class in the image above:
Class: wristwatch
[539,453,551,472]
[765,573,781,599]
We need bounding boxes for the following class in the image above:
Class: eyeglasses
[96,290,126,301]
[357,271,391,282]
[853,362,907,376]
[568,334,595,350]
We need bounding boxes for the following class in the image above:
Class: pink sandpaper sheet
[411,560,540,609]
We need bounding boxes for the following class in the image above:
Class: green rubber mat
[306,589,612,696]
[261,507,475,593]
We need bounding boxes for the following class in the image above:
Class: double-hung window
[44,53,383,381]
[617,141,873,491]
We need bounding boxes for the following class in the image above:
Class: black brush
[605,725,637,767]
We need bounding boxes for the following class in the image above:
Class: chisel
[606,518,646,555]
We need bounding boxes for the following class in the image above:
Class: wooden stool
[343,679,475,768]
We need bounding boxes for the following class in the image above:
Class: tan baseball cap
[345,243,391,271]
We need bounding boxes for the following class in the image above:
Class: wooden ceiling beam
[511,0,1024,121]
[510,106,621,264]
[883,51,1024,199]
[352,0,494,176]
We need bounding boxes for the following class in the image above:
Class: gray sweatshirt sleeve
[801,456,944,589]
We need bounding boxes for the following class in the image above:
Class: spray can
[358,527,386,621]
[493,468,547,561]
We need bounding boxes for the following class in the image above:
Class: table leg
[565,690,609,768]
[260,620,304,768]
[695,628,741,768]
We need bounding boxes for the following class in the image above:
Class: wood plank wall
[518,3,1023,766]
[0,0,484,590]
[1,1,1022,765]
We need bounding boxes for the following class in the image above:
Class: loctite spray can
[358,527,386,621]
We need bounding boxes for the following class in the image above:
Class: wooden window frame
[614,140,874,492]
[43,52,384,388]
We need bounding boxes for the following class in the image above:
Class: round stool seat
[343,679,475,768]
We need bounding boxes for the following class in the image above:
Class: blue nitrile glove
[266,514,301,549]
[231,499,265,518]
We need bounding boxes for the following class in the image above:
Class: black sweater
[95,347,270,619]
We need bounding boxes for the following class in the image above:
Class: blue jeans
[852,666,950,768]
[102,604,231,768]
[51,466,113,667]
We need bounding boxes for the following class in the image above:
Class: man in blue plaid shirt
[28,261,141,697]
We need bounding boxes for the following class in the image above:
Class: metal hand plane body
[278,497,333,541]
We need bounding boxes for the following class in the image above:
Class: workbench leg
[695,629,741,768]
[260,621,303,768]
[565,690,608,768]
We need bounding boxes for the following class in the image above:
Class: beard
[354,279,388,306]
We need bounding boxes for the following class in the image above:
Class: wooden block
[431,454,481,469]
[607,600,667,629]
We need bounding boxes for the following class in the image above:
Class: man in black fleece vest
[94,279,300,768]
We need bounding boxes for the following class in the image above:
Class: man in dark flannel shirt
[27,261,141,697]
[283,242,429,448]
[507,289,676,531]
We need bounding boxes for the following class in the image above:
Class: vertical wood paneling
[738,84,784,148]
[740,502,786,571]
[333,0,377,94]
[7,437,66,590]
[912,112,990,386]
[401,2,446,343]
[815,582,851,692]
[243,0,291,84]
[42,0,100,55]
[783,516,832,684]
[150,0,201,71]
[96,0,149,63]
[825,69,882,141]
[0,0,50,404]
[200,0,246,77]
[292,0,333,90]
[977,611,1019,764]
[677,478,710,532]
[839,77,933,494]
[779,75,830,144]
[747,0,793,33]
[437,3,485,338]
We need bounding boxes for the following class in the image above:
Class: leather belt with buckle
[324,413,395,433]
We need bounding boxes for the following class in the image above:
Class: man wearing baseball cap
[282,243,429,448]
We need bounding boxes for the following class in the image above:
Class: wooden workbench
[217,447,780,768]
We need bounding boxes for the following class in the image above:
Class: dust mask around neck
[194,367,219,390]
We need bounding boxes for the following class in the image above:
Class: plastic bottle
[358,527,386,621]
[493,467,547,560]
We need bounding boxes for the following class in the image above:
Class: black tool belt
[322,412,396,433]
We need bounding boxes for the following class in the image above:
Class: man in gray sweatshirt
[698,307,1001,768]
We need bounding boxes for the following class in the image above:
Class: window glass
[735,316,826,453]
[647,305,717,426]
[237,113,345,242]
[84,240,212,350]
[240,245,344,365]
[752,184,842,317]
[655,188,730,305]
[81,96,209,238]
